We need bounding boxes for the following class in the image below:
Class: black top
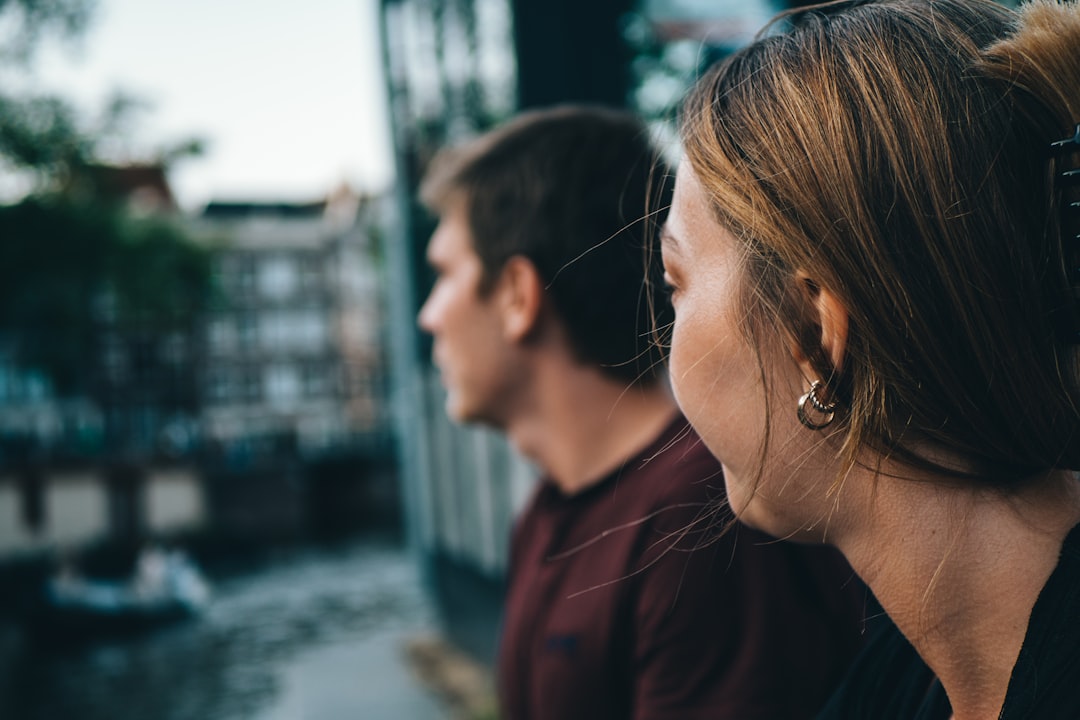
[819,523,1080,719]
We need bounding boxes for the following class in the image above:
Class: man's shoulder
[615,417,724,508]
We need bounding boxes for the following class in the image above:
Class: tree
[0,0,94,63]
[0,0,212,463]
[0,196,212,397]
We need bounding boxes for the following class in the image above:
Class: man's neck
[505,358,678,496]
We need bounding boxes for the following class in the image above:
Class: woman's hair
[681,0,1080,485]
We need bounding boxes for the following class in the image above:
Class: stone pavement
[257,628,446,720]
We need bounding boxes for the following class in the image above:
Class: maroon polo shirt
[497,415,865,720]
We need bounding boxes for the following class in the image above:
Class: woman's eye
[662,273,679,299]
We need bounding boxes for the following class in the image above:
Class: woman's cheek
[667,319,693,415]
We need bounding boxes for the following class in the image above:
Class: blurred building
[379,0,671,663]
[0,344,100,457]
[378,0,805,664]
[380,0,529,663]
[187,188,393,539]
[192,187,387,458]
[0,163,209,553]
[0,166,393,554]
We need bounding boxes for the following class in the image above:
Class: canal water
[0,536,448,719]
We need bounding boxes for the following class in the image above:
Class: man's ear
[793,272,849,380]
[495,255,545,342]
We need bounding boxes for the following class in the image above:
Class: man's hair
[421,105,672,385]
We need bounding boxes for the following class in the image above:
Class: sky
[25,0,395,211]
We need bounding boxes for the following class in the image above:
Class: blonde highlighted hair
[681,0,1080,484]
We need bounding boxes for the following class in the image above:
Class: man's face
[418,205,522,426]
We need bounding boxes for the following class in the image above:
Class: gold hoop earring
[797,381,836,430]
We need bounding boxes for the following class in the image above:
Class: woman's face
[662,162,837,540]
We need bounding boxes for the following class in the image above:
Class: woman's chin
[723,484,789,539]
[733,499,834,545]
[730,504,771,534]
[722,472,764,526]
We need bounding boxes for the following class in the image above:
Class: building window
[265,365,301,408]
[160,333,189,366]
[240,368,262,402]
[220,255,257,299]
[237,314,258,350]
[259,310,327,353]
[208,318,237,354]
[102,340,130,383]
[258,256,300,301]
[302,363,329,398]
[299,255,323,293]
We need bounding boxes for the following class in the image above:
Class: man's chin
[445,394,477,424]
[445,396,501,429]
[444,395,465,422]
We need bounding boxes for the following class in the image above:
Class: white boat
[27,547,211,643]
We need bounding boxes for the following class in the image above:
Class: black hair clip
[1051,124,1080,154]
[1052,125,1080,342]
[1055,124,1080,187]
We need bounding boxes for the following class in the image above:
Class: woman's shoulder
[817,617,948,720]
[1000,521,1080,717]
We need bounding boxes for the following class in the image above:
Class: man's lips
[430,351,449,383]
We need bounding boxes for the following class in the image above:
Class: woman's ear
[495,255,545,342]
[793,272,849,379]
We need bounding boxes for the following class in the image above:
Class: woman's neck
[838,467,1080,720]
